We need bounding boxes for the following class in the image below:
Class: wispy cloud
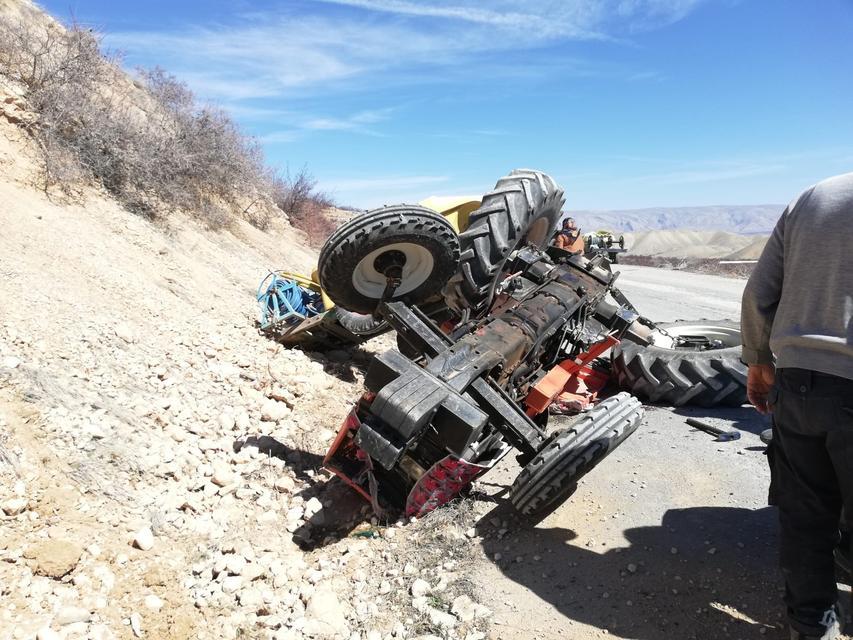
[313,0,707,38]
[311,0,608,39]
[302,107,394,134]
[259,107,394,143]
[108,1,705,101]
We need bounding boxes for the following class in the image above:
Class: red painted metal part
[405,456,488,518]
[524,334,620,416]
[323,395,375,504]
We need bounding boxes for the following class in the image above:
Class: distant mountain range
[567,204,784,235]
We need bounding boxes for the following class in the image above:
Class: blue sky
[41,0,853,210]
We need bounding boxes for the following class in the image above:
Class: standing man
[741,172,853,640]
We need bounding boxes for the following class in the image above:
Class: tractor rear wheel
[443,169,564,314]
[510,393,643,521]
[612,320,747,407]
[318,205,460,314]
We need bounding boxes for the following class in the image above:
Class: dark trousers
[771,368,853,634]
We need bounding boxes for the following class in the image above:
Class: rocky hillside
[570,204,782,235]
[622,229,768,260]
[0,54,493,640]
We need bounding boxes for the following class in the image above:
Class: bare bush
[0,16,279,230]
[272,167,337,245]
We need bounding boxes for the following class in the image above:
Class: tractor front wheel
[510,393,643,521]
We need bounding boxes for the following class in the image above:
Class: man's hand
[747,364,776,415]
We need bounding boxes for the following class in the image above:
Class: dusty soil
[0,109,494,640]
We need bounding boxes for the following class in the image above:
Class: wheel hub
[351,242,436,299]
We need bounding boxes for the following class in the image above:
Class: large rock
[303,587,349,638]
[55,605,91,625]
[133,527,155,551]
[410,578,431,598]
[24,539,83,579]
[261,398,290,422]
[2,497,28,516]
[451,595,492,622]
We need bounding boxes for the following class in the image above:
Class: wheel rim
[351,242,435,299]
[649,324,742,350]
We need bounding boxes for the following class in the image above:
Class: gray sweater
[741,172,853,380]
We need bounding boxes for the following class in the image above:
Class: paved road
[473,265,811,640]
[613,264,746,323]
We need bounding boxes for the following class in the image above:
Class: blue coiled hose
[257,273,322,330]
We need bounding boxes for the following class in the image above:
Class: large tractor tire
[612,320,747,407]
[318,205,460,314]
[510,393,643,520]
[443,169,564,314]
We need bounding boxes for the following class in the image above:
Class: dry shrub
[0,16,276,230]
[272,166,337,246]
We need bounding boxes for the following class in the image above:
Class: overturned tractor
[271,170,748,518]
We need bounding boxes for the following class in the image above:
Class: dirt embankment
[0,88,496,640]
[622,230,768,260]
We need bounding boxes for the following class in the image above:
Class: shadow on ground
[237,433,375,548]
[476,501,787,639]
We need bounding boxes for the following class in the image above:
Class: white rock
[133,527,155,551]
[304,587,349,638]
[261,398,290,422]
[2,497,28,516]
[411,596,430,613]
[36,629,61,640]
[238,587,263,608]
[222,576,243,593]
[88,624,116,640]
[212,464,236,488]
[2,356,21,369]
[218,413,236,431]
[426,607,456,629]
[235,412,251,430]
[115,323,136,343]
[451,595,491,622]
[144,595,163,611]
[55,606,91,625]
[410,578,431,598]
[130,612,143,638]
[274,476,295,493]
[225,555,247,576]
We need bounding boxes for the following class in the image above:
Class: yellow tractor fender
[418,195,482,234]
